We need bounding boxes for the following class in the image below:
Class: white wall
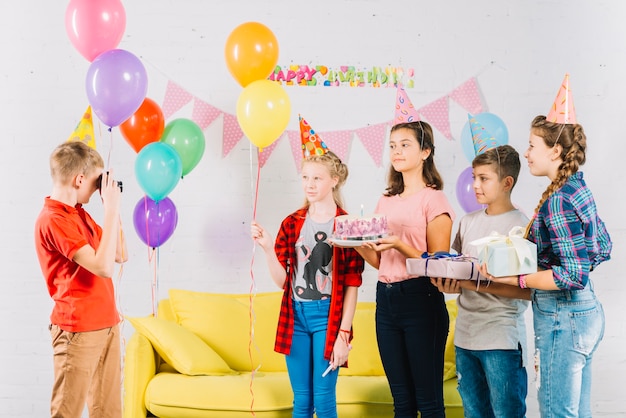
[1,0,624,416]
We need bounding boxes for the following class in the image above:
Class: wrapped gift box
[470,227,538,277]
[406,253,484,280]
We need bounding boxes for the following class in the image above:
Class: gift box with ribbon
[406,252,484,280]
[470,226,537,277]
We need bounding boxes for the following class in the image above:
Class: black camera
[97,172,123,193]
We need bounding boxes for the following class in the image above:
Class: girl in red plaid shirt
[251,150,364,418]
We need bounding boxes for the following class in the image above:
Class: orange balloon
[225,22,279,87]
[120,97,165,153]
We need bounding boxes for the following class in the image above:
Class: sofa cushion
[169,289,285,372]
[127,316,233,376]
[339,302,384,376]
[145,372,293,416]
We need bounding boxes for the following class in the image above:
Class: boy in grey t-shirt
[432,145,530,418]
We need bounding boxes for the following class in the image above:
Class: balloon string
[149,247,158,317]
[248,147,263,416]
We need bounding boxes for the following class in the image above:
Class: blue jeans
[285,298,337,418]
[455,346,527,418]
[376,278,449,418]
[532,283,604,418]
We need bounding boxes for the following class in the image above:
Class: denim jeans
[285,298,337,418]
[376,278,449,418]
[455,345,527,418]
[532,283,604,418]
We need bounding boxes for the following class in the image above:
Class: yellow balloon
[225,22,279,87]
[236,80,291,150]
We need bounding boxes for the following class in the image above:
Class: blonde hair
[530,115,587,214]
[301,151,348,208]
[50,141,104,184]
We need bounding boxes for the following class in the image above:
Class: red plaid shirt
[273,206,364,360]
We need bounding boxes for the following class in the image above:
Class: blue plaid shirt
[528,172,612,290]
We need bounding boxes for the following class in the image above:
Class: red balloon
[120,98,165,153]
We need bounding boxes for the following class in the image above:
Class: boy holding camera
[34,141,127,417]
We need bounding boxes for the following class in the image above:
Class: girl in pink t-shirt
[359,121,455,417]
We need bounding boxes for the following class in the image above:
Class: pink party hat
[299,115,329,157]
[468,114,498,155]
[394,86,420,125]
[546,73,577,124]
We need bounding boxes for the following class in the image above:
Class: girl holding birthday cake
[357,88,455,418]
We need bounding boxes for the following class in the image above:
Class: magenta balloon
[455,166,485,213]
[65,0,126,61]
[133,196,178,248]
[86,49,148,127]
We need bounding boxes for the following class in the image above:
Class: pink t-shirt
[375,188,455,283]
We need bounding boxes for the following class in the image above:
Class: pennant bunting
[449,77,483,114]
[158,75,486,170]
[321,130,353,163]
[355,123,389,167]
[418,96,452,140]
[257,135,283,168]
[222,113,244,157]
[287,130,304,172]
[192,98,223,130]
[162,80,194,119]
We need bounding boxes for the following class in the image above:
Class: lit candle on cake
[360,204,364,217]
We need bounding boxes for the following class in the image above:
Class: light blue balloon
[460,112,509,164]
[135,142,182,202]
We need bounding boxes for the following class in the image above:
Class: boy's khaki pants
[49,324,121,418]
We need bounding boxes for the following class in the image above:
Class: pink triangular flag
[287,130,304,172]
[356,123,389,167]
[222,113,244,157]
[449,78,483,114]
[258,135,282,168]
[320,130,352,163]
[418,96,452,140]
[162,81,193,120]
[192,98,222,130]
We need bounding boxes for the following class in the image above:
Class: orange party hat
[468,114,498,155]
[546,73,577,124]
[299,115,329,157]
[67,106,96,149]
[394,86,420,125]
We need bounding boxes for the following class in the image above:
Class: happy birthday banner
[161,77,483,169]
[269,65,415,88]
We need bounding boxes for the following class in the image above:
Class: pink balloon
[65,0,126,62]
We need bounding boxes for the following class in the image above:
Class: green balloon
[160,118,206,177]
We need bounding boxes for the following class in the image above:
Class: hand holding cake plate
[331,214,389,248]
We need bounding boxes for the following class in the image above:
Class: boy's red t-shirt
[35,198,119,332]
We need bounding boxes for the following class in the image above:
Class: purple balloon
[455,166,486,213]
[133,196,178,248]
[86,49,148,127]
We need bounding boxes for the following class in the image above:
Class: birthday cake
[333,214,388,241]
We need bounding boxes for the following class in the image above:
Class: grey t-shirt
[292,216,334,301]
[452,209,530,359]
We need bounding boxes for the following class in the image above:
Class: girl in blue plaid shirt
[482,114,612,417]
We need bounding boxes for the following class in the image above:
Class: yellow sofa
[123,289,463,418]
